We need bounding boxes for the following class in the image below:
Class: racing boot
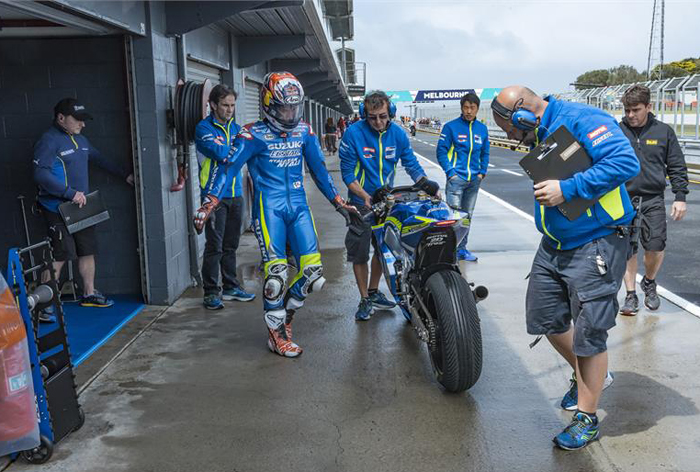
[193,195,220,235]
[265,309,302,358]
[283,294,304,341]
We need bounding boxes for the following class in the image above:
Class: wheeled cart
[6,240,84,464]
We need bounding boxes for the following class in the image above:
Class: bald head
[495,85,541,112]
[492,85,548,144]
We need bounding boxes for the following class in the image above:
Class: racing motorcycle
[359,177,488,393]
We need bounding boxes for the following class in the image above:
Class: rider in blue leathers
[194,72,356,358]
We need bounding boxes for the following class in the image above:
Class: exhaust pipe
[472,285,488,304]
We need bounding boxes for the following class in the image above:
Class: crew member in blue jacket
[194,84,255,311]
[339,90,428,321]
[194,72,357,358]
[436,92,490,261]
[33,98,133,309]
[492,86,639,451]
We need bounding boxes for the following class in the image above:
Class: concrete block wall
[0,36,140,295]
[131,1,194,305]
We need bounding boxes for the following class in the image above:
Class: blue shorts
[526,233,630,357]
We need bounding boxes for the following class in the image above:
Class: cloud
[345,0,700,93]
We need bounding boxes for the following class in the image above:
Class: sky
[346,0,700,95]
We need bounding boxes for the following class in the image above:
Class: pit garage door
[244,79,262,124]
[186,59,221,85]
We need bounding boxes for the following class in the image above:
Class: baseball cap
[54,98,93,121]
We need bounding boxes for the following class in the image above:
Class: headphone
[491,97,539,131]
[359,91,397,119]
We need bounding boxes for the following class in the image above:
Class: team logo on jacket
[59,149,75,156]
[457,134,468,143]
[263,134,275,141]
[592,131,613,147]
[385,146,397,159]
[238,128,253,140]
[646,139,658,145]
[474,135,482,144]
[363,147,375,159]
[587,125,608,140]
[271,157,300,167]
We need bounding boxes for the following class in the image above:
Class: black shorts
[526,233,629,357]
[634,195,667,253]
[345,207,379,264]
[43,209,97,261]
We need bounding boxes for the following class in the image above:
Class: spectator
[324,117,338,154]
[337,116,346,138]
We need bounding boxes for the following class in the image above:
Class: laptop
[58,190,110,234]
[519,126,598,221]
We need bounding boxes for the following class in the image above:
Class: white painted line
[479,189,535,223]
[414,151,441,170]
[488,164,495,168]
[428,143,436,147]
[416,151,700,319]
[501,169,523,177]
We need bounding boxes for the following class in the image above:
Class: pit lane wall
[0,1,353,305]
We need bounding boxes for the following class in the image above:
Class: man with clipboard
[492,86,639,450]
[33,98,133,308]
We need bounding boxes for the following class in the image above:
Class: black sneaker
[641,277,660,311]
[619,293,639,316]
[81,291,114,308]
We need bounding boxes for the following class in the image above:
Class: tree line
[575,57,700,90]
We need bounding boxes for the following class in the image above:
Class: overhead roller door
[244,79,262,124]
[186,59,221,84]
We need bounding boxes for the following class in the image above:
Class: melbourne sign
[414,89,476,102]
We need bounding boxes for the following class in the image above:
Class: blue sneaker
[457,249,478,262]
[355,297,374,321]
[203,294,224,310]
[222,286,256,302]
[39,306,56,323]
[561,371,615,411]
[368,290,396,310]
[80,291,114,308]
[553,411,599,450]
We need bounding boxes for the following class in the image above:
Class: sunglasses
[367,113,389,121]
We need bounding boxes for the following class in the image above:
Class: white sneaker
[603,371,615,390]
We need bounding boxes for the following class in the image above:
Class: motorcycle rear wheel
[424,270,482,392]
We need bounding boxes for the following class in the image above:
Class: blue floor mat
[38,295,145,366]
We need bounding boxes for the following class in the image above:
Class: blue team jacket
[33,124,126,213]
[533,97,640,250]
[339,120,426,205]
[195,114,243,199]
[437,116,490,181]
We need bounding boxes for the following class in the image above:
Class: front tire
[424,270,482,392]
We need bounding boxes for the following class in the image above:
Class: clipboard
[519,126,598,221]
[58,190,110,234]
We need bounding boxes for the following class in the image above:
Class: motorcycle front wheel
[424,270,482,392]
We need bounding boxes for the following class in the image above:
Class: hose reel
[170,78,212,192]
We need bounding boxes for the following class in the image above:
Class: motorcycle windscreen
[415,226,457,269]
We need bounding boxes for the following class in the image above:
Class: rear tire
[424,270,482,392]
